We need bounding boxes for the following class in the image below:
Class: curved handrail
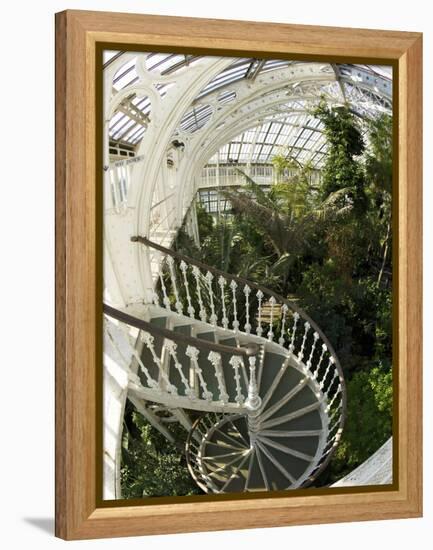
[133,235,306,316]
[132,234,347,480]
[132,236,337,359]
[132,235,346,395]
[103,303,259,358]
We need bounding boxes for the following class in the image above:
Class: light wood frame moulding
[55,9,423,540]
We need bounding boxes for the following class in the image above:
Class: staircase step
[261,379,317,428]
[256,442,294,490]
[272,435,320,457]
[219,456,250,493]
[269,409,322,432]
[197,416,252,492]
[187,407,324,494]
[138,316,167,386]
[218,337,238,347]
[221,420,251,493]
[205,468,234,486]
[261,363,306,412]
[232,416,250,445]
[257,439,310,480]
[258,351,288,398]
[202,443,246,459]
[212,427,247,450]
[279,384,319,415]
[195,331,216,342]
[205,450,247,471]
[246,448,266,491]
[225,423,250,447]
[203,439,244,454]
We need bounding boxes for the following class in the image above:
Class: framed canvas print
[55,10,422,540]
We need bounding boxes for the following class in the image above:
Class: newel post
[244,345,262,440]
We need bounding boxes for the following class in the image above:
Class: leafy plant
[317,362,393,485]
[120,402,202,498]
[172,103,393,485]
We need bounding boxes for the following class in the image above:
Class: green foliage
[313,101,367,215]
[176,106,393,359]
[298,266,392,370]
[120,402,202,498]
[121,104,394,497]
[365,114,393,195]
[173,103,393,483]
[318,362,393,484]
[196,202,214,242]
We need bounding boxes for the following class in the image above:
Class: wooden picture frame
[55,9,422,540]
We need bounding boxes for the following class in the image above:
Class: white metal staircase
[103,237,346,494]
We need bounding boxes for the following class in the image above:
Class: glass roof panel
[106,53,392,169]
[103,50,121,66]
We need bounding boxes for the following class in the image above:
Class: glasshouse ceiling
[104,52,392,169]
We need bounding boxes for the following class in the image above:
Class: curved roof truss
[104,52,392,170]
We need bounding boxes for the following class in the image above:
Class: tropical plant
[120,401,202,498]
[171,102,393,484]
[364,113,393,287]
[312,100,368,216]
[317,361,393,485]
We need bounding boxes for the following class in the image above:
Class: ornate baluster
[312,343,327,379]
[328,418,343,444]
[218,276,229,329]
[228,356,245,405]
[288,311,300,353]
[165,339,195,398]
[230,280,239,331]
[323,372,340,407]
[329,416,342,439]
[245,355,262,436]
[157,255,171,310]
[180,260,195,318]
[327,382,342,410]
[279,304,288,345]
[328,369,339,391]
[246,356,260,408]
[106,323,158,390]
[166,255,183,315]
[267,296,276,341]
[243,285,251,334]
[208,351,229,404]
[206,271,218,326]
[141,331,177,394]
[185,346,213,401]
[256,290,264,337]
[319,356,335,390]
[192,266,207,322]
[297,321,311,362]
[327,417,341,438]
[123,333,159,390]
[306,331,319,371]
[328,398,343,423]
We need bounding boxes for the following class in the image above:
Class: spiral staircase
[104,236,346,494]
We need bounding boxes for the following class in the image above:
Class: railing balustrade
[130,235,346,477]
[103,303,259,412]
